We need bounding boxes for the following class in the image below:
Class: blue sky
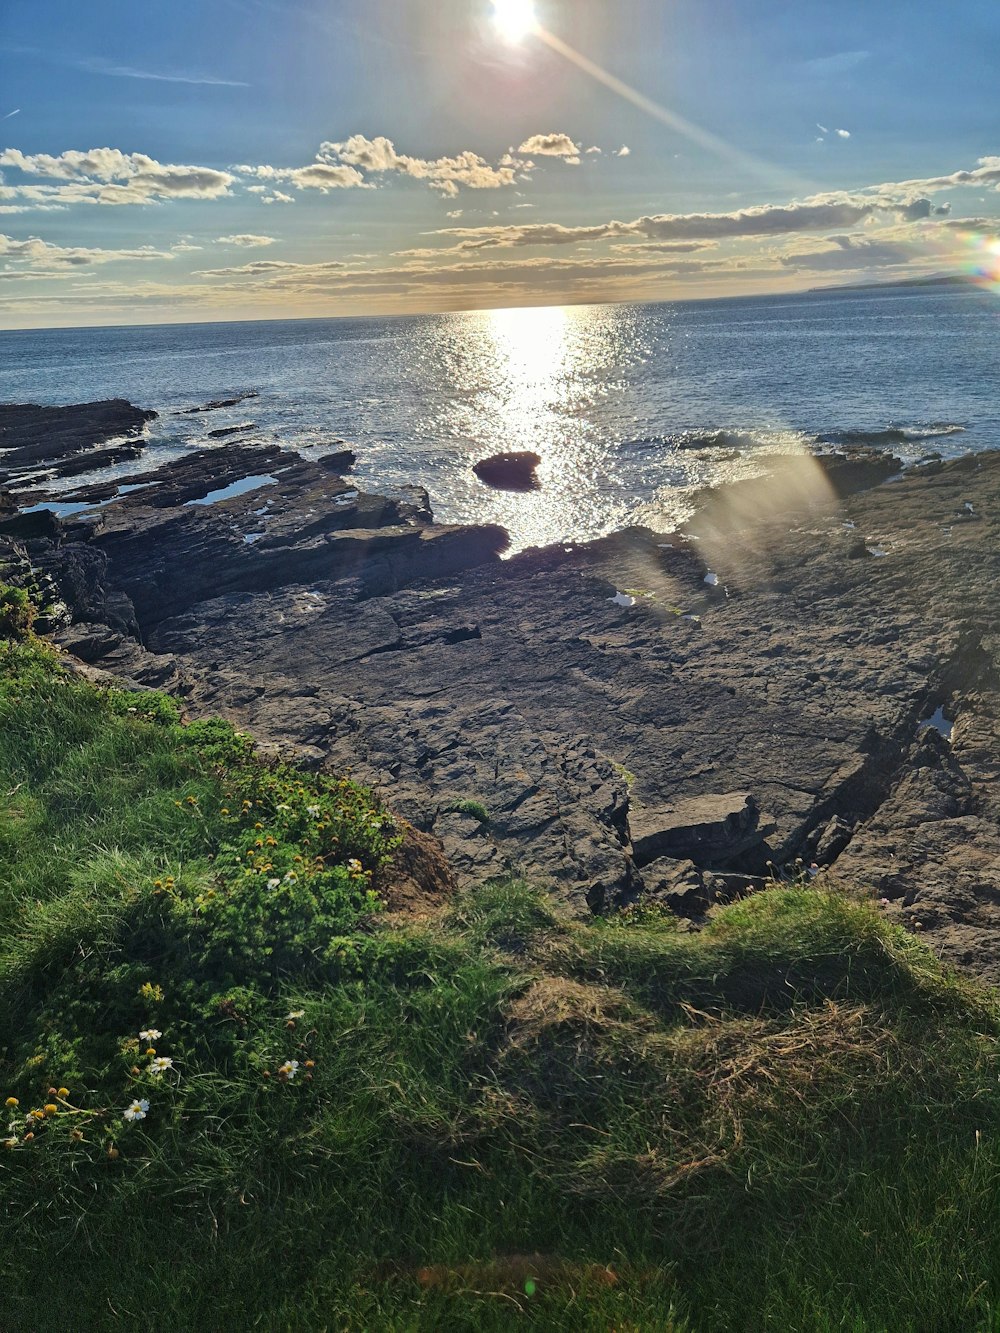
[1,0,999,327]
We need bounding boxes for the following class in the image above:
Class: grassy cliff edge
[1,628,999,1331]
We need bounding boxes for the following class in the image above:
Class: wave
[626,422,968,457]
[815,422,966,447]
[624,430,772,453]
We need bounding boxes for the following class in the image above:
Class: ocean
[1,283,998,551]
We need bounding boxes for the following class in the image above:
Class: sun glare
[492,0,538,44]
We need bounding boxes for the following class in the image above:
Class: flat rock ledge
[629,793,776,869]
[5,401,1000,985]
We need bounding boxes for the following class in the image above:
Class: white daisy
[139,1028,162,1042]
[149,1057,174,1076]
[124,1099,149,1122]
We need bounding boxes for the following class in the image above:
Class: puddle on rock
[919,705,954,740]
[185,474,277,507]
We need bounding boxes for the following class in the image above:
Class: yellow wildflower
[57,1087,69,1098]
[4,1097,18,1108]
[43,1104,58,1116]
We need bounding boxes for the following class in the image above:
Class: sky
[1,0,999,328]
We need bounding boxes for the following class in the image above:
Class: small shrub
[0,585,35,641]
[450,799,491,825]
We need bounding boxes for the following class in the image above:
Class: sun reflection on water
[432,303,644,552]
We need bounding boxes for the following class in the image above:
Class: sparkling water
[1,283,997,550]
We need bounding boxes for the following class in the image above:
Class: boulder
[629,792,776,869]
[318,448,358,474]
[641,857,711,916]
[473,452,541,492]
[814,815,855,864]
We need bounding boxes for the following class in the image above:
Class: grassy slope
[1,635,999,1332]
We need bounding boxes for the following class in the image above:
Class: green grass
[449,798,492,826]
[1,632,1000,1331]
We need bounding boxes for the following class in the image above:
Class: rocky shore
[3,399,1000,982]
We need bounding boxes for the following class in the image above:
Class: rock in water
[473,452,541,492]
[318,448,358,475]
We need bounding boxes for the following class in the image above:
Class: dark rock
[641,857,711,915]
[814,815,855,864]
[0,399,155,486]
[47,442,146,479]
[318,448,357,474]
[0,510,61,541]
[180,393,258,414]
[473,451,541,492]
[4,428,510,633]
[629,793,776,868]
[207,424,255,439]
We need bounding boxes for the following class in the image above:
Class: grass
[1,630,1000,1331]
[449,798,492,826]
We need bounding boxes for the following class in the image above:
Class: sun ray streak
[536,27,809,196]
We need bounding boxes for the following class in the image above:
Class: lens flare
[492,0,538,43]
[955,229,1000,293]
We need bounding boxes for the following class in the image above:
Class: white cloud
[0,129,601,213]
[0,147,235,205]
[447,209,463,218]
[321,134,520,195]
[243,161,366,191]
[615,146,631,157]
[0,231,174,268]
[217,233,276,247]
[585,146,602,155]
[517,133,581,163]
[432,199,892,250]
[836,128,851,139]
[612,241,716,254]
[425,158,997,252]
[195,258,346,276]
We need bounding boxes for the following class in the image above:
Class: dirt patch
[379,819,457,918]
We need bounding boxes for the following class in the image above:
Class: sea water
[1,283,998,551]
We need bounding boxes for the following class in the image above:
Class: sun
[491,0,539,43]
